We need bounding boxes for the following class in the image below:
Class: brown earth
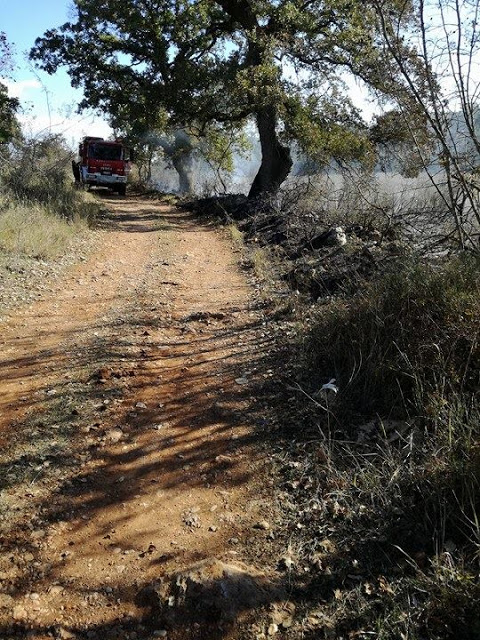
[0,196,290,640]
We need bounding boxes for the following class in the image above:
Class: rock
[330,226,347,246]
[49,585,64,595]
[278,556,294,571]
[311,226,347,248]
[253,520,270,531]
[55,627,76,639]
[215,454,233,463]
[0,594,14,608]
[267,623,278,636]
[183,508,201,528]
[12,605,27,620]
[106,428,124,443]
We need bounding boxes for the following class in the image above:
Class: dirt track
[0,197,285,639]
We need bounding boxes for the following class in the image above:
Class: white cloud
[19,111,113,148]
[1,77,42,99]
[0,75,111,148]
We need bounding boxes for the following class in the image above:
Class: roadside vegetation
[1,31,101,262]
[189,168,480,638]
[0,132,105,318]
[293,250,480,639]
[0,134,102,260]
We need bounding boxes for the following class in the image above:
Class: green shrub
[0,134,98,223]
[0,134,104,260]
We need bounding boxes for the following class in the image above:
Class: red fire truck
[72,137,134,196]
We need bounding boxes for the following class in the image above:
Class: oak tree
[31,0,418,197]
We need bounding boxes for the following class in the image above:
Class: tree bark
[172,153,195,195]
[248,106,293,199]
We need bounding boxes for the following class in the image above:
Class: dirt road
[0,197,286,640]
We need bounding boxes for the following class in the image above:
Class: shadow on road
[0,196,293,639]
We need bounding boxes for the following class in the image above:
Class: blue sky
[0,0,111,145]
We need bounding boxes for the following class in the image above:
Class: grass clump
[1,135,81,218]
[0,133,102,221]
[303,255,480,420]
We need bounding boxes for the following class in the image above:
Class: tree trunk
[248,107,292,199]
[172,153,195,195]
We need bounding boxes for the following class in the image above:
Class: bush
[0,133,97,222]
[0,134,104,260]
[0,135,104,258]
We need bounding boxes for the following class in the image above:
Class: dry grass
[0,203,84,259]
[301,256,480,419]
[228,222,244,247]
[0,135,104,260]
[186,172,480,638]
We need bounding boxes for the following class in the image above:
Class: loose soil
[0,196,287,640]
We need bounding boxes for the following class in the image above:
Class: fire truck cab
[73,137,134,196]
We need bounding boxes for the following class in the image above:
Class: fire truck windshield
[89,144,122,161]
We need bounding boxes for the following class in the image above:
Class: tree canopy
[0,32,20,143]
[30,0,421,196]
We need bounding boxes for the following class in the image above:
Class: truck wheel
[117,184,127,196]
